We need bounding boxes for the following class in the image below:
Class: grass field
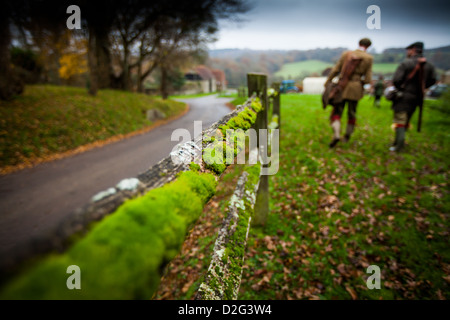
[274,60,332,78]
[274,60,399,79]
[0,85,186,171]
[238,94,449,299]
[153,92,450,300]
[372,63,399,74]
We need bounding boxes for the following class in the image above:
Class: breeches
[393,110,415,127]
[330,100,358,124]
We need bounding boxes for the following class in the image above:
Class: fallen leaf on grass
[346,286,358,300]
[263,235,276,251]
[257,272,274,286]
[337,264,347,276]
[181,279,195,293]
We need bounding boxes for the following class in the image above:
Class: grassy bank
[0,85,186,172]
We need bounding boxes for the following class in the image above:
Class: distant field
[274,60,332,78]
[275,60,400,79]
[372,63,399,74]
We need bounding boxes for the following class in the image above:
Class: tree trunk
[0,10,11,99]
[49,32,63,85]
[122,41,130,91]
[161,66,168,100]
[88,25,99,96]
[137,59,144,93]
[95,25,112,89]
[139,61,158,93]
[0,6,24,100]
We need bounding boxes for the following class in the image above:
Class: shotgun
[417,58,426,133]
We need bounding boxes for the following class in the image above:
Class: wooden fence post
[272,83,281,129]
[247,73,269,226]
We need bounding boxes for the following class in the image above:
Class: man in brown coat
[324,38,374,148]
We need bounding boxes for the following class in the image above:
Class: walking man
[324,38,373,148]
[373,75,385,108]
[390,42,436,152]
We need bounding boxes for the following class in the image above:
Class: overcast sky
[210,0,450,52]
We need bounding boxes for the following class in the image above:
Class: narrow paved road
[0,94,232,260]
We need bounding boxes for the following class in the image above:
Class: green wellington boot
[389,127,406,152]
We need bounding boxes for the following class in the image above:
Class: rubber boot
[396,127,406,152]
[390,127,406,152]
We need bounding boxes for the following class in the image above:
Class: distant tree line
[0,0,250,100]
[208,48,347,87]
[377,46,450,70]
[208,46,450,87]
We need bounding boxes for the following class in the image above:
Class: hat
[406,42,424,50]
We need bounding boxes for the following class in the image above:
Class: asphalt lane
[0,94,232,260]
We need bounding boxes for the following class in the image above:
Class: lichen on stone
[91,187,117,202]
[196,164,261,300]
[116,178,141,191]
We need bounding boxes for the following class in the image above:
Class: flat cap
[406,42,424,50]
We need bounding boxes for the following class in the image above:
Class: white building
[302,77,328,94]
[181,66,218,95]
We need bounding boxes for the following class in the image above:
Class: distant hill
[208,48,287,59]
[384,45,450,55]
[375,45,450,70]
[207,45,450,87]
[209,47,346,63]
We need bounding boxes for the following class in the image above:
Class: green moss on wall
[189,162,200,172]
[251,98,262,113]
[0,171,217,300]
[203,141,227,175]
[203,98,261,176]
[226,107,256,131]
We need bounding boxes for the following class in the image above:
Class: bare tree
[0,2,24,100]
[5,0,251,97]
[133,0,250,95]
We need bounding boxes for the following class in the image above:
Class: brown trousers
[330,99,358,124]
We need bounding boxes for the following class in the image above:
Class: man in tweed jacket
[324,38,374,148]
